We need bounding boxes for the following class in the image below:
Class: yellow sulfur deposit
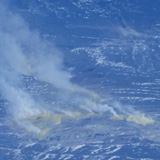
[111,114,155,126]
[111,114,124,120]
[126,115,155,126]
[24,111,98,136]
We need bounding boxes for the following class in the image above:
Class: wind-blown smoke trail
[0,2,154,136]
[0,2,116,134]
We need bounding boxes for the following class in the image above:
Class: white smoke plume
[0,2,118,134]
[0,2,154,135]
